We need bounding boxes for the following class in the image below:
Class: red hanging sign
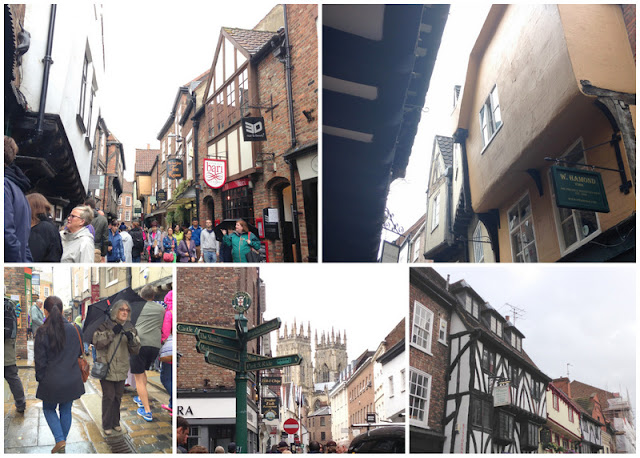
[204,159,227,189]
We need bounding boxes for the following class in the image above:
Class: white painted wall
[381,349,405,421]
[21,4,106,191]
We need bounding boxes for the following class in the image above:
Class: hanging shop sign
[261,397,279,421]
[88,174,105,190]
[167,158,184,179]
[550,166,610,213]
[241,116,267,141]
[156,189,167,202]
[261,376,282,386]
[493,382,511,407]
[204,158,227,189]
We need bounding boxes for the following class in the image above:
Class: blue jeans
[160,362,172,409]
[132,255,141,263]
[203,251,217,263]
[43,401,73,443]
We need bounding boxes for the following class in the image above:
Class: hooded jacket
[60,226,95,263]
[4,164,33,262]
[161,291,173,343]
[93,301,140,382]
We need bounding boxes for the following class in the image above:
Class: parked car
[347,425,405,453]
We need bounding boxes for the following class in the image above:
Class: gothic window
[321,364,330,383]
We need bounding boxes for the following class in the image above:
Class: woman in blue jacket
[222,219,261,263]
[162,227,177,262]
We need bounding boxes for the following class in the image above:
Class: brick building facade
[621,4,636,61]
[117,180,134,227]
[4,268,33,360]
[409,267,453,452]
[346,350,375,441]
[176,267,264,453]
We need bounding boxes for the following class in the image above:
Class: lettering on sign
[167,159,184,179]
[204,159,227,189]
[550,166,609,213]
[241,117,267,141]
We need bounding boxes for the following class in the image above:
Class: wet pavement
[5,340,172,453]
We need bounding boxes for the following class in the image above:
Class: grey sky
[260,265,406,364]
[385,4,491,237]
[101,3,278,181]
[431,264,636,409]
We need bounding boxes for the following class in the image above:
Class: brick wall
[5,268,31,360]
[177,267,261,390]
[346,361,375,440]
[384,318,405,349]
[621,5,636,61]
[409,281,451,434]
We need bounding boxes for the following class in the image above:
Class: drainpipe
[283,5,303,262]
[191,91,201,222]
[36,5,56,137]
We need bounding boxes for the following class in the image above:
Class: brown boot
[51,441,66,453]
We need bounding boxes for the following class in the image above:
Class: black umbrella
[81,287,147,344]
[213,219,259,241]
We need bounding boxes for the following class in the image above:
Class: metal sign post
[177,291,302,454]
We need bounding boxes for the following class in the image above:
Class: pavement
[4,340,172,454]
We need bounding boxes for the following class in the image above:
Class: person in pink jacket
[160,290,172,413]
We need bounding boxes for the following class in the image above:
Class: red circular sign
[283,418,299,435]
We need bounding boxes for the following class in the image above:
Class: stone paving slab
[5,357,172,454]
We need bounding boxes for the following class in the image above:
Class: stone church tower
[276,319,314,392]
[314,328,348,384]
[276,321,348,411]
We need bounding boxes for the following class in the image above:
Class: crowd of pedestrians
[4,287,173,453]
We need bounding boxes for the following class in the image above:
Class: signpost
[177,291,302,454]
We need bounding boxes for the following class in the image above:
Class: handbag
[163,252,174,262]
[244,233,261,263]
[159,334,173,363]
[91,333,124,380]
[74,325,90,383]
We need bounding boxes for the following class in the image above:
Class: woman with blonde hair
[27,193,62,262]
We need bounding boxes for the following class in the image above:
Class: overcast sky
[430,264,636,409]
[260,265,406,364]
[101,3,278,181]
[384,4,491,238]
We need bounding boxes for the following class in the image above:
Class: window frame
[479,85,503,150]
[472,221,485,263]
[411,301,434,354]
[481,347,496,374]
[548,138,602,256]
[430,193,440,232]
[470,397,492,432]
[552,393,559,411]
[494,410,515,442]
[409,368,432,428]
[507,192,539,262]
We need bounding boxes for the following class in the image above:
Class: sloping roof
[135,148,159,173]
[309,406,331,417]
[570,380,617,405]
[435,135,454,167]
[394,213,426,246]
[223,27,276,55]
[122,180,134,194]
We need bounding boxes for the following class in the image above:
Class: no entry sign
[283,418,299,435]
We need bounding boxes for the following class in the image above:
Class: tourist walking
[34,296,85,453]
[93,300,140,436]
[222,220,261,263]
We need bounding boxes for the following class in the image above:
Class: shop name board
[156,189,167,202]
[261,376,282,386]
[241,117,267,141]
[204,158,227,189]
[550,166,610,213]
[167,159,184,179]
[493,383,511,407]
[261,397,279,421]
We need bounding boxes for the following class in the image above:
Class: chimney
[147,143,150,150]
[446,274,450,291]
[553,377,571,397]
[505,315,510,323]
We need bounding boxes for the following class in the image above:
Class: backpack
[4,298,18,340]
[131,229,144,253]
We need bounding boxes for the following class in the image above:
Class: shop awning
[322,4,449,261]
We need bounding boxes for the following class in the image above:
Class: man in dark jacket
[129,221,145,262]
[4,136,33,262]
[84,197,108,262]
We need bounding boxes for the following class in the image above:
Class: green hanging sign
[550,166,610,213]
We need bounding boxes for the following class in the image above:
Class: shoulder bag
[74,325,90,383]
[91,333,124,379]
[244,232,261,263]
[159,334,173,363]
